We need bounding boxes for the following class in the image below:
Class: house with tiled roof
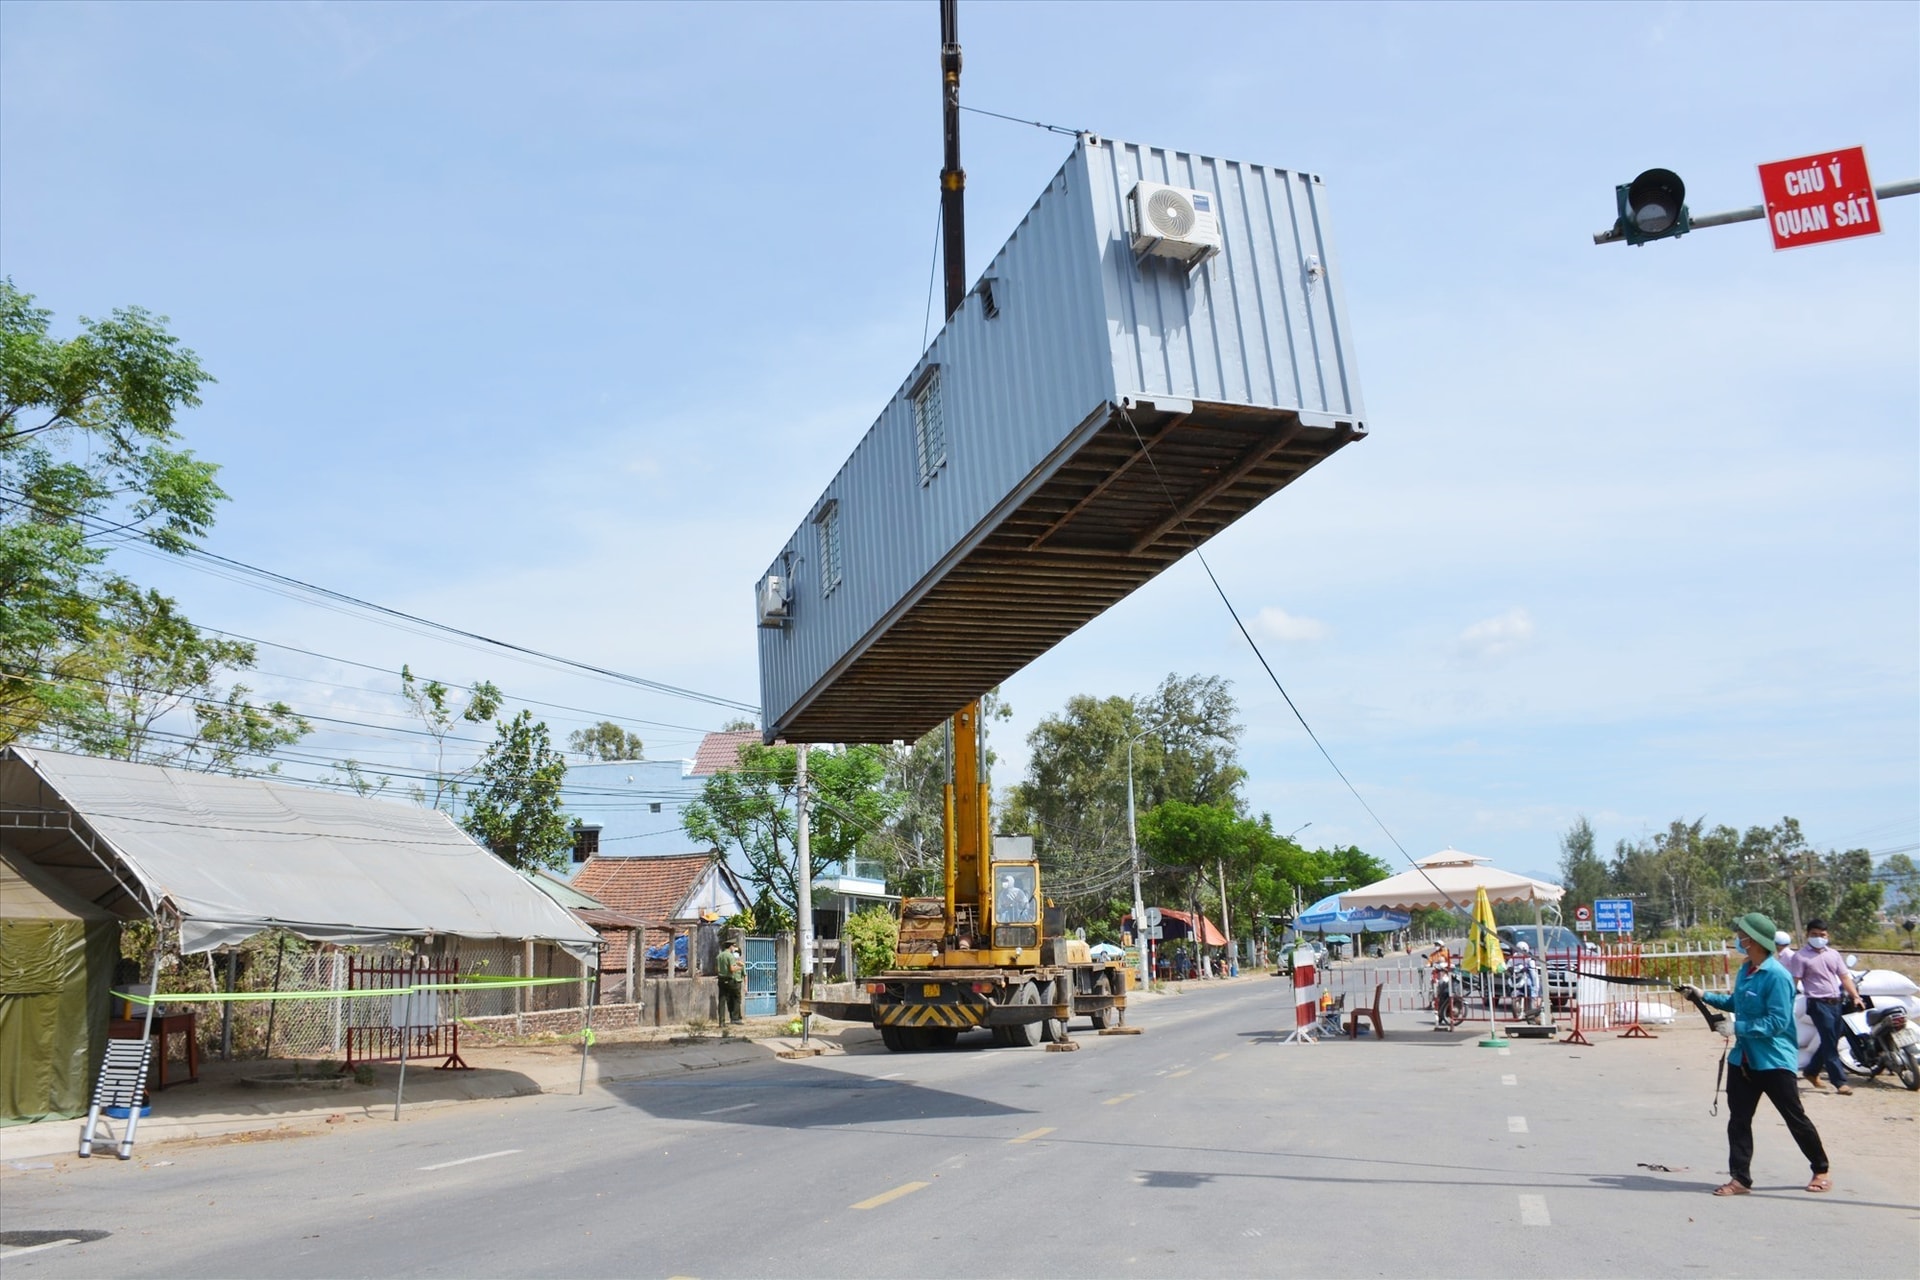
[571,852,748,973]
[689,730,759,777]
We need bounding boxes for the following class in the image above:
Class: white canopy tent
[0,746,599,963]
[1338,849,1564,914]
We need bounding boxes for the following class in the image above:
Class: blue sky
[3,1,1914,883]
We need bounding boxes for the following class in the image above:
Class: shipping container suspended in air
[756,134,1367,745]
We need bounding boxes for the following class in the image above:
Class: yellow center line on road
[1102,1092,1137,1105]
[1211,1052,1231,1061]
[1167,1069,1192,1078]
[1009,1126,1056,1144]
[851,1181,931,1210]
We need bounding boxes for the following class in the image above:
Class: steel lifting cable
[1113,406,1489,943]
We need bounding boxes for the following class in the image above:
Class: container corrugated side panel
[1089,140,1362,419]
[757,147,1113,736]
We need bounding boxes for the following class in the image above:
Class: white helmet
[1514,941,1530,953]
[1774,930,1792,948]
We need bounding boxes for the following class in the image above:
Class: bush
[844,906,899,978]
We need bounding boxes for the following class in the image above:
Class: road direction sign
[1594,898,1635,934]
[1143,907,1163,928]
[1757,146,1880,251]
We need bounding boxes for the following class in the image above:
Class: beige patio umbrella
[1337,849,1565,913]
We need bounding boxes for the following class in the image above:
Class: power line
[0,490,760,715]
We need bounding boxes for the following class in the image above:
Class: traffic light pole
[1594,177,1919,244]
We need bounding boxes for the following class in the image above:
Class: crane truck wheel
[880,1026,915,1053]
[1004,982,1044,1047]
[1089,972,1120,1030]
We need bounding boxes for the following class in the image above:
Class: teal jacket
[1701,956,1799,1071]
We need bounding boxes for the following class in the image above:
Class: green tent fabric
[1,850,118,1125]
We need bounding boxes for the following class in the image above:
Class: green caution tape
[118,975,587,1006]
[581,1027,596,1046]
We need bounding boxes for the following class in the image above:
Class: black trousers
[1726,1064,1827,1186]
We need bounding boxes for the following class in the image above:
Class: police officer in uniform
[717,936,746,1028]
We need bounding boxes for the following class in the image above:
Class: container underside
[772,400,1362,743]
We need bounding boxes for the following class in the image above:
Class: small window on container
[815,500,843,597]
[911,366,946,486]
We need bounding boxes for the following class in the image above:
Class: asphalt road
[4,979,1916,1279]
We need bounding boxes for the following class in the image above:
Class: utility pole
[1126,729,1152,993]
[796,744,814,1018]
[1217,857,1233,974]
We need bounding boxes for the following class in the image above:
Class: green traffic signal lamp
[1614,168,1692,245]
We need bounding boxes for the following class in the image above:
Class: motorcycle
[1840,1003,1920,1090]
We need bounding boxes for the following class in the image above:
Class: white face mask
[1807,936,1829,950]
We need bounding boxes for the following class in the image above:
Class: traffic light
[1613,168,1691,245]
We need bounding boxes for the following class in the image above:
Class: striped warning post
[1282,948,1320,1044]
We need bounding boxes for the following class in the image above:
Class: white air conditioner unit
[756,573,791,628]
[1129,181,1222,267]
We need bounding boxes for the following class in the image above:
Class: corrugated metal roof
[0,746,601,961]
[757,136,1366,744]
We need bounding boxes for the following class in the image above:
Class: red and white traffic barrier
[1283,947,1320,1043]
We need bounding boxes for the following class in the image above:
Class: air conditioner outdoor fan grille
[1146,189,1196,238]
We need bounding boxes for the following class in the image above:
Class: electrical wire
[0,489,759,714]
[1114,406,1478,925]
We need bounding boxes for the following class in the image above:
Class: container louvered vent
[1129,181,1222,267]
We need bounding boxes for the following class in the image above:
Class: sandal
[1806,1174,1831,1193]
[1711,1180,1750,1196]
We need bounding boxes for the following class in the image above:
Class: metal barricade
[344,956,469,1071]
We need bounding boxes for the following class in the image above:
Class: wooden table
[108,1013,199,1091]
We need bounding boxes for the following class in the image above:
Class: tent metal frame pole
[1,809,156,919]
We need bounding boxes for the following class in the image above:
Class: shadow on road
[604,1061,1031,1130]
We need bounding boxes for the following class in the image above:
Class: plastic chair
[1346,983,1385,1039]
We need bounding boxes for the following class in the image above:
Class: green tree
[1557,816,1611,908]
[2,280,225,745]
[400,664,501,811]
[50,584,308,772]
[1004,674,1244,921]
[568,720,644,761]
[682,743,898,923]
[463,711,572,871]
[1882,853,1920,919]
[843,905,900,977]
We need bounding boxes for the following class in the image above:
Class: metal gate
[744,937,777,1018]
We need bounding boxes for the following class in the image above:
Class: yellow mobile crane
[808,4,1131,1052]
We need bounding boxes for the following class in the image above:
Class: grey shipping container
[757,134,1367,744]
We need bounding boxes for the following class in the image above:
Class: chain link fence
[149,936,593,1061]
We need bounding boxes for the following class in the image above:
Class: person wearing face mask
[1681,912,1831,1195]
[1779,919,1862,1094]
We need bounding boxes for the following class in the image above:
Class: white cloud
[1252,607,1329,642]
[1458,608,1535,660]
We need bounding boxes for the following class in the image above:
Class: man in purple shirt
[1779,919,1862,1094]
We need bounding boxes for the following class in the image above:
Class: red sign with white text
[1756,146,1880,251]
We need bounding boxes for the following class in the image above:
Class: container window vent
[815,500,843,597]
[912,368,946,486]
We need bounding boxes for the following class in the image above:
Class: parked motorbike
[1840,1003,1920,1090]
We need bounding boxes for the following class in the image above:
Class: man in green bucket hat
[1679,912,1831,1195]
